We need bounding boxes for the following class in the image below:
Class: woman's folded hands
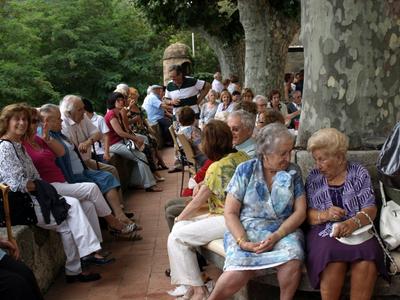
[239,232,281,254]
[331,219,358,238]
[255,232,281,254]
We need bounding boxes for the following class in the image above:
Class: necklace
[1,134,20,142]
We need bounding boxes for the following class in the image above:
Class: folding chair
[0,183,15,243]
[168,125,180,154]
[169,126,189,195]
[176,133,197,175]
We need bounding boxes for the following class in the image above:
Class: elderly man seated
[59,95,120,180]
[40,104,140,235]
[227,110,256,158]
[142,84,173,146]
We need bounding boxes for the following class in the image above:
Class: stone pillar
[163,43,192,85]
[297,0,400,149]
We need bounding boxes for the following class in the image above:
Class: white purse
[379,181,400,250]
[331,223,374,245]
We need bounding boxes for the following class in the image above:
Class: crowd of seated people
[161,69,393,300]
[0,79,175,294]
[1,65,394,300]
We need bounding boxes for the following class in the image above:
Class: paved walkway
[45,147,220,300]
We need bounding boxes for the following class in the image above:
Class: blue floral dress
[223,159,305,271]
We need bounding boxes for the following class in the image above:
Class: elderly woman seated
[305,128,387,299]
[104,92,163,191]
[168,120,249,300]
[209,123,306,300]
[199,89,218,129]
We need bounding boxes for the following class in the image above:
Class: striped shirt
[165,76,205,115]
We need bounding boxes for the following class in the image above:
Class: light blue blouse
[223,159,305,271]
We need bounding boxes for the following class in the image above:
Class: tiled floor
[45,147,220,300]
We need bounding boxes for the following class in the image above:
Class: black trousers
[0,255,43,300]
[157,117,173,145]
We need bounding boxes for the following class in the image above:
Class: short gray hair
[253,95,267,104]
[39,103,59,114]
[256,123,294,156]
[228,110,255,131]
[59,95,81,115]
[114,83,129,97]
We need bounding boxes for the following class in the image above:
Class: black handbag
[0,190,37,226]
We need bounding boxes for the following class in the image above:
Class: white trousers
[32,195,101,275]
[110,141,156,188]
[51,182,112,242]
[168,214,226,286]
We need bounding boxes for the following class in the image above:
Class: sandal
[109,223,140,234]
[145,186,163,192]
[117,216,142,229]
[176,287,193,300]
[110,230,143,241]
[155,176,165,182]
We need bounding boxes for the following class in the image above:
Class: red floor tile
[44,148,214,300]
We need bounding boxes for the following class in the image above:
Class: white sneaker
[167,285,189,297]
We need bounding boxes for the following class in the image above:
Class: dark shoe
[145,186,163,192]
[81,254,115,267]
[125,212,135,219]
[165,268,171,277]
[168,167,182,173]
[98,250,112,258]
[66,272,101,283]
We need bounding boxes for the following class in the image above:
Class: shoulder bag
[379,181,400,250]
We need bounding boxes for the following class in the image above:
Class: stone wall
[163,43,192,85]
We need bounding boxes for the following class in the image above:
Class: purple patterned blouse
[305,162,376,237]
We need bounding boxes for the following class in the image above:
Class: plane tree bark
[297,0,400,148]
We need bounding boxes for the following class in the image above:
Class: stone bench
[108,153,135,192]
[0,226,64,292]
[200,239,400,299]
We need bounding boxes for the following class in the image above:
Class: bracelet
[317,211,321,223]
[174,217,180,224]
[277,228,287,239]
[351,216,362,228]
[236,235,247,246]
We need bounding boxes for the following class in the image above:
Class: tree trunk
[194,27,245,83]
[237,0,299,96]
[297,0,400,149]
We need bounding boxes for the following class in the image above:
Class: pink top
[23,136,66,183]
[104,109,123,146]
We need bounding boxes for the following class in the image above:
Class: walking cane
[91,142,100,170]
[0,183,15,243]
